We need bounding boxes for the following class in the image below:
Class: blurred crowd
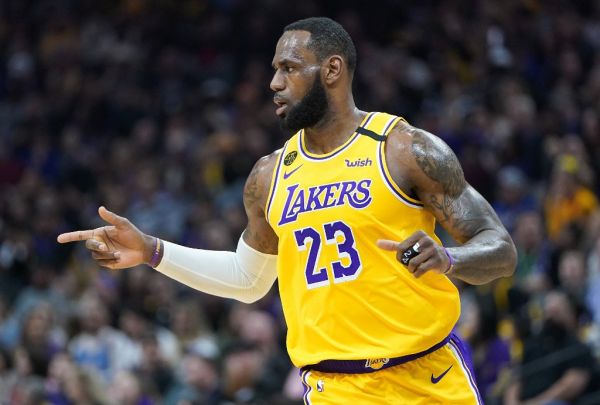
[1,0,600,404]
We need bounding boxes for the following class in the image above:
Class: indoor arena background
[1,0,600,404]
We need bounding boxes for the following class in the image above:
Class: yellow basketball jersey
[266,112,460,368]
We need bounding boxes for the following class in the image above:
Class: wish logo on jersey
[345,157,372,167]
[278,179,372,225]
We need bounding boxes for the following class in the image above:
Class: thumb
[98,206,128,229]
[376,239,400,251]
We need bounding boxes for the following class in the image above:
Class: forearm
[446,229,516,285]
[153,236,278,303]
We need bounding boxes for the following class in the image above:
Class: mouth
[274,98,288,117]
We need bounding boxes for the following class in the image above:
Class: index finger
[376,239,401,251]
[376,231,425,253]
[57,229,96,244]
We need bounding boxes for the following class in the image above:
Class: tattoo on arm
[409,128,485,242]
[411,129,465,197]
[242,155,279,254]
[243,161,262,210]
[243,227,276,253]
[403,124,516,283]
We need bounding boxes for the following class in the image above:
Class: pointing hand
[57,206,154,269]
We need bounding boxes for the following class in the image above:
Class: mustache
[273,95,287,104]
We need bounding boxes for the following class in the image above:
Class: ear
[323,55,344,85]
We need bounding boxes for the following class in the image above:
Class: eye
[285,66,294,73]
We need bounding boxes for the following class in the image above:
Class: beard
[279,75,329,133]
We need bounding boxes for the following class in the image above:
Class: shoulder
[251,148,282,182]
[244,148,283,213]
[386,120,459,175]
[386,120,465,196]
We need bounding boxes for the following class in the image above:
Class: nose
[270,69,284,92]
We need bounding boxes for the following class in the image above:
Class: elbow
[237,294,263,304]
[237,296,259,304]
[235,285,271,304]
[502,237,518,278]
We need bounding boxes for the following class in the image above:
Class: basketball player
[58,17,516,404]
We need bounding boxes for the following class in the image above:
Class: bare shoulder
[243,148,282,214]
[386,120,466,197]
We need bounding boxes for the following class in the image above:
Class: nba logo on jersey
[317,379,325,392]
[365,358,390,370]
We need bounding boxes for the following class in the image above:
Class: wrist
[144,235,163,267]
[443,247,455,275]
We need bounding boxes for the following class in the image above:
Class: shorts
[300,334,482,404]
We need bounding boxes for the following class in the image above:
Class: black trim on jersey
[356,126,386,141]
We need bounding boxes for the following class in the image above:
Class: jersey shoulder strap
[356,112,406,141]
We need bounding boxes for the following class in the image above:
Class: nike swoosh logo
[431,365,453,384]
[283,164,303,180]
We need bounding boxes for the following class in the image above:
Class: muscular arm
[385,122,517,285]
[242,152,280,254]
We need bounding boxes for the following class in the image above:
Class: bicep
[242,154,279,255]
[398,123,506,243]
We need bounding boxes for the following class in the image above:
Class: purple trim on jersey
[265,141,288,223]
[449,332,484,405]
[381,116,400,135]
[301,370,312,404]
[297,113,375,161]
[377,140,424,208]
[303,335,450,374]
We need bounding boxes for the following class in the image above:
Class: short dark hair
[284,17,357,73]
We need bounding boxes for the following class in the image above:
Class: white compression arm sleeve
[154,236,278,304]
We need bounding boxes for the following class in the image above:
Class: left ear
[323,55,344,85]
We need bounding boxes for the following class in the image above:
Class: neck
[303,97,365,154]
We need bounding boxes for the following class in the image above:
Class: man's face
[270,31,329,133]
[543,291,575,331]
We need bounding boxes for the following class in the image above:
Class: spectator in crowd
[512,211,552,294]
[19,302,65,378]
[492,166,537,234]
[163,352,220,405]
[220,342,265,404]
[558,250,593,317]
[504,290,597,405]
[169,299,219,362]
[134,333,175,400]
[68,293,137,383]
[468,297,512,402]
[109,370,153,405]
[234,309,290,401]
[544,155,598,245]
[0,346,43,404]
[0,264,69,351]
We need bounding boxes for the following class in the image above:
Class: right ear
[323,55,344,85]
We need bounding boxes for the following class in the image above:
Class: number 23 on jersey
[293,220,362,289]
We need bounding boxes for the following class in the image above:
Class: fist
[377,230,451,278]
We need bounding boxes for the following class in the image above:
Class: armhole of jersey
[377,117,425,208]
[264,141,289,224]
